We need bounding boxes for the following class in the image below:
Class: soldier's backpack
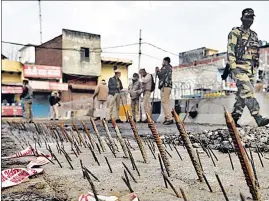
[150,74,156,92]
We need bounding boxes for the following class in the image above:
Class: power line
[1,41,140,52]
[143,42,178,57]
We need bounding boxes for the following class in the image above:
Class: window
[80,47,90,62]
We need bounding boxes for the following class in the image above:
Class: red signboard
[23,65,62,79]
[2,86,23,94]
[2,106,23,116]
[29,80,68,91]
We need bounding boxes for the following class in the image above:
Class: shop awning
[2,86,23,94]
[70,83,96,91]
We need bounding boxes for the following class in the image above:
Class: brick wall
[35,35,62,67]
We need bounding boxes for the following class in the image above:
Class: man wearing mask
[227,8,269,127]
[20,79,33,123]
[128,73,142,122]
[93,79,109,121]
[156,57,173,125]
[49,91,61,120]
[108,69,123,123]
[139,68,153,122]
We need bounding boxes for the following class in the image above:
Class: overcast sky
[2,1,269,76]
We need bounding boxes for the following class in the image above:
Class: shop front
[1,86,23,117]
[23,64,68,118]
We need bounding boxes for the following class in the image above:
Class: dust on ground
[1,121,269,201]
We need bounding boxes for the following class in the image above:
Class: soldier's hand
[155,67,160,72]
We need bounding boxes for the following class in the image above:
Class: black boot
[254,115,269,127]
[233,118,242,128]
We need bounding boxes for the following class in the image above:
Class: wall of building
[2,60,22,72]
[35,35,62,67]
[1,60,23,84]
[62,29,101,76]
[99,64,129,89]
[1,73,22,84]
[18,46,35,64]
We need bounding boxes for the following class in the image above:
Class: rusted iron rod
[240,193,246,201]
[81,120,95,149]
[215,173,229,201]
[72,121,87,148]
[249,148,259,188]
[165,149,173,158]
[147,140,156,160]
[158,154,168,188]
[125,140,140,176]
[173,144,183,161]
[52,153,62,168]
[127,111,148,163]
[83,166,100,182]
[180,188,188,201]
[84,170,99,201]
[224,107,261,201]
[96,143,101,154]
[146,113,171,175]
[90,117,106,152]
[111,117,129,158]
[172,110,204,182]
[102,119,117,152]
[122,175,134,193]
[196,149,204,172]
[162,172,182,198]
[208,146,218,161]
[256,148,264,168]
[122,162,137,183]
[105,156,112,173]
[227,150,234,171]
[208,147,216,167]
[88,143,100,166]
[202,173,213,193]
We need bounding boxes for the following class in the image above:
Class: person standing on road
[49,91,61,121]
[108,69,124,123]
[139,68,153,123]
[156,57,173,125]
[20,79,33,123]
[93,79,109,121]
[128,73,142,122]
[227,8,269,127]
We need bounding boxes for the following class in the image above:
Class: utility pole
[138,29,143,122]
[138,29,142,71]
[38,0,43,44]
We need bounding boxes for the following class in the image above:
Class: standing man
[20,79,33,123]
[49,91,61,121]
[93,79,109,121]
[108,69,123,123]
[156,57,173,125]
[139,68,153,123]
[228,8,269,127]
[128,73,142,122]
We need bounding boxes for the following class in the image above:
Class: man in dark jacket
[49,91,61,120]
[20,79,33,123]
[128,73,142,122]
[108,69,123,123]
[156,57,173,125]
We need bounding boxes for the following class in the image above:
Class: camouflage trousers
[231,67,260,120]
[24,99,33,122]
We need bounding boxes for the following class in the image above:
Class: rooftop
[101,57,133,66]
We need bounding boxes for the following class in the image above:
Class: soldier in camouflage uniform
[227,8,269,127]
[156,57,173,125]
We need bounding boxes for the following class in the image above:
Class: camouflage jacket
[227,26,259,71]
[158,64,172,89]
